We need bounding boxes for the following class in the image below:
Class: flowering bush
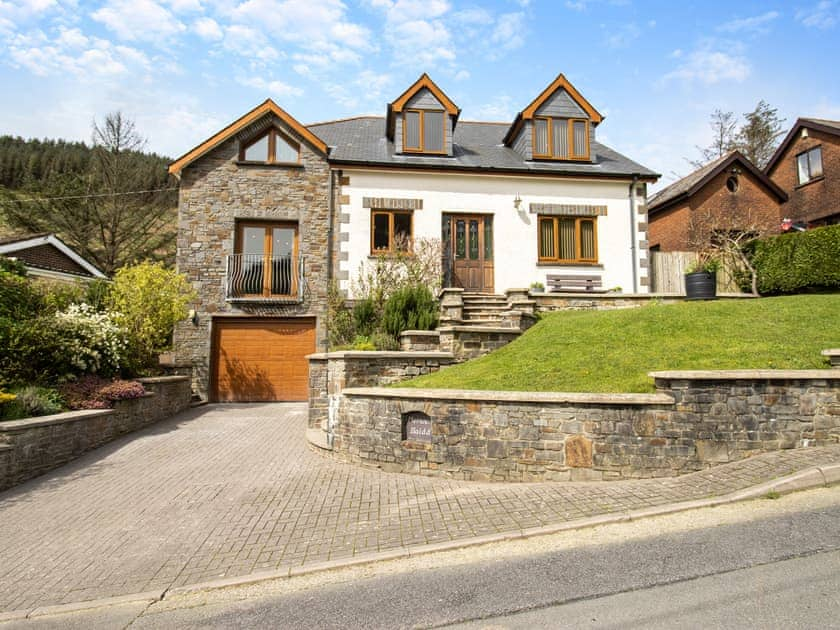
[59,375,145,410]
[0,390,16,405]
[54,303,127,376]
[0,386,64,420]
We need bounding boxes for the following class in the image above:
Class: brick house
[0,233,107,283]
[647,151,787,252]
[169,73,658,403]
[765,118,840,227]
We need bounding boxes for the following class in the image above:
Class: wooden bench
[546,274,605,293]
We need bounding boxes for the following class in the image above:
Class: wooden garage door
[211,318,316,402]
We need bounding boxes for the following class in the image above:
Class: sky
[2,0,839,189]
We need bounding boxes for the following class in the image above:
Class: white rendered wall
[338,169,648,296]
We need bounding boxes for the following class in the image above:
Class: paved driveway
[1,403,838,614]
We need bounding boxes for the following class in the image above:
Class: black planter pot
[685,271,717,300]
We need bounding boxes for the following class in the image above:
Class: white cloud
[796,1,837,28]
[717,11,779,33]
[193,17,222,40]
[491,12,525,51]
[237,75,304,98]
[472,95,515,121]
[369,0,455,67]
[662,48,750,85]
[604,22,640,48]
[222,24,279,62]
[92,0,186,44]
[164,0,202,12]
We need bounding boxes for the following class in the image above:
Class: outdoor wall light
[513,193,522,210]
[188,309,199,326]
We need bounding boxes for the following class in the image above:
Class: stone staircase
[461,292,510,327]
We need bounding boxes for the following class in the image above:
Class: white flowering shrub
[54,304,127,376]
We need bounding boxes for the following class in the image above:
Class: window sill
[531,156,592,163]
[795,175,825,190]
[537,262,603,268]
[235,161,304,169]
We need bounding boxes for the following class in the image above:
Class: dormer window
[240,128,300,164]
[404,109,445,153]
[533,118,589,160]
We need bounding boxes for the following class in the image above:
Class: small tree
[689,109,738,169]
[106,261,195,374]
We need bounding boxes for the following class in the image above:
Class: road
[5,486,840,629]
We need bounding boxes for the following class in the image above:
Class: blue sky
[2,0,839,188]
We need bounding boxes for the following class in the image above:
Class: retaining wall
[0,376,191,491]
[324,371,840,481]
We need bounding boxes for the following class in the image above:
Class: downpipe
[629,174,639,294]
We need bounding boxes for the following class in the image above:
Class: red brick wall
[767,128,840,224]
[649,167,783,251]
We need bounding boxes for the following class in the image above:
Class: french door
[442,214,494,292]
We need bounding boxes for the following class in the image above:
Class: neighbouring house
[765,117,840,227]
[0,233,107,283]
[168,72,658,403]
[647,151,787,252]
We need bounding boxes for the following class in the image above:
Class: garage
[210,317,316,402]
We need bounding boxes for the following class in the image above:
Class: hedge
[752,224,840,294]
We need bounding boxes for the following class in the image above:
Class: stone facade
[0,376,191,491]
[321,370,840,481]
[172,116,333,399]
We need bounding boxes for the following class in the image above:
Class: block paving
[1,403,838,613]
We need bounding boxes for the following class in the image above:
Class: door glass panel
[373,213,390,251]
[455,220,466,259]
[241,226,265,294]
[483,217,493,260]
[244,134,269,161]
[469,220,479,260]
[242,226,265,255]
[271,227,295,295]
[393,213,411,251]
[272,227,294,257]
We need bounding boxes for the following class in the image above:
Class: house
[168,72,658,403]
[0,233,107,283]
[765,118,840,227]
[647,151,787,252]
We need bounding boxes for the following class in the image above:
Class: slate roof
[307,116,658,180]
[0,233,107,279]
[648,150,787,214]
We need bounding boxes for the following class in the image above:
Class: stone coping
[399,330,441,337]
[307,351,455,360]
[437,326,521,334]
[530,292,756,299]
[822,349,840,356]
[0,408,113,432]
[650,369,840,380]
[136,375,190,384]
[343,387,674,406]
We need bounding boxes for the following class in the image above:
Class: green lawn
[402,294,840,393]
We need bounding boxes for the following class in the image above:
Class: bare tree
[689,109,738,169]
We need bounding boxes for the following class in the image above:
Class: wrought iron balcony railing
[225,254,305,301]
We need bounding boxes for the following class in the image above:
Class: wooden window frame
[402,109,447,155]
[239,128,301,165]
[537,215,598,264]
[234,220,300,297]
[532,117,590,161]
[370,210,414,255]
[796,145,824,186]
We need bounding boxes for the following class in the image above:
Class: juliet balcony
[225,254,305,302]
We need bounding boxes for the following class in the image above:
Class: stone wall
[324,370,840,481]
[172,117,333,399]
[0,376,191,491]
[308,352,456,432]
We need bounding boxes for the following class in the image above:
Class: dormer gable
[386,73,460,156]
[503,73,603,162]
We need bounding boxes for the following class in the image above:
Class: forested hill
[0,125,177,274]
[0,135,172,190]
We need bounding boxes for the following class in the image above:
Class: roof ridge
[307,115,383,127]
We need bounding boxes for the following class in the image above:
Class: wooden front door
[443,214,494,292]
[210,317,316,402]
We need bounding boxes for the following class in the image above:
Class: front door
[443,214,494,292]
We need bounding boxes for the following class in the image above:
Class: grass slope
[403,294,840,393]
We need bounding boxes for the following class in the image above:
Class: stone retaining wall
[308,352,456,431]
[325,371,840,481]
[531,292,752,312]
[0,376,191,491]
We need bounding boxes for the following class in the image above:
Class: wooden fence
[649,251,743,294]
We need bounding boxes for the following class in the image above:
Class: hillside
[402,295,840,393]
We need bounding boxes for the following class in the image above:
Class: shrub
[54,304,126,376]
[0,268,43,320]
[352,297,379,337]
[326,282,355,347]
[0,255,27,277]
[381,284,439,338]
[59,375,145,410]
[0,315,65,387]
[106,261,195,374]
[1,386,64,420]
[752,225,840,294]
[371,331,400,351]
